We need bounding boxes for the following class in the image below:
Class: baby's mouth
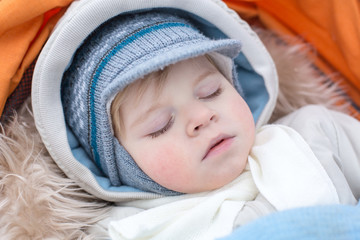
[203,134,234,160]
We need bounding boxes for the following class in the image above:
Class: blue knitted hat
[61,11,242,195]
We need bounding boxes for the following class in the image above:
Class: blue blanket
[220,202,360,240]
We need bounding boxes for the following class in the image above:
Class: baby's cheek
[229,95,246,112]
[230,96,253,121]
[146,146,191,191]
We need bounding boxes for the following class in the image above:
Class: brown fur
[256,29,349,122]
[0,29,350,239]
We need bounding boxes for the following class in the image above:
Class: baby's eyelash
[149,116,174,138]
[202,87,223,100]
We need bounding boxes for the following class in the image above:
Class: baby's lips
[202,134,233,160]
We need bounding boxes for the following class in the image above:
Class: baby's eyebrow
[131,103,163,128]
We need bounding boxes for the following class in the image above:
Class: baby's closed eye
[148,114,175,138]
[200,87,223,100]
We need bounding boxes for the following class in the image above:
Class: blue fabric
[234,53,268,122]
[219,203,360,240]
[67,126,143,192]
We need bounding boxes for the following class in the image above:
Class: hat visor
[103,37,241,101]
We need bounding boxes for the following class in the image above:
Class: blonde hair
[110,55,222,140]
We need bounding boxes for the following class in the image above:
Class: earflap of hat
[113,138,181,196]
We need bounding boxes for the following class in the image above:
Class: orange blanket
[1,0,360,118]
[224,0,360,115]
[0,0,72,117]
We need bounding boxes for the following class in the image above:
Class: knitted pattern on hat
[61,11,241,195]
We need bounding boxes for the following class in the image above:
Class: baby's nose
[186,104,218,137]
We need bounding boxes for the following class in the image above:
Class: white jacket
[236,105,360,227]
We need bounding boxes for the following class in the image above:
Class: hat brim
[103,37,241,102]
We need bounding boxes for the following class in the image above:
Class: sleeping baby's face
[116,56,255,193]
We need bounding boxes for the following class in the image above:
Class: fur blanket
[0,30,349,239]
[0,102,112,239]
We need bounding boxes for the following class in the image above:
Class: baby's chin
[178,167,247,194]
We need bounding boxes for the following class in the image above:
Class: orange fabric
[225,0,360,114]
[0,0,73,116]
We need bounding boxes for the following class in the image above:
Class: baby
[60,10,360,240]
